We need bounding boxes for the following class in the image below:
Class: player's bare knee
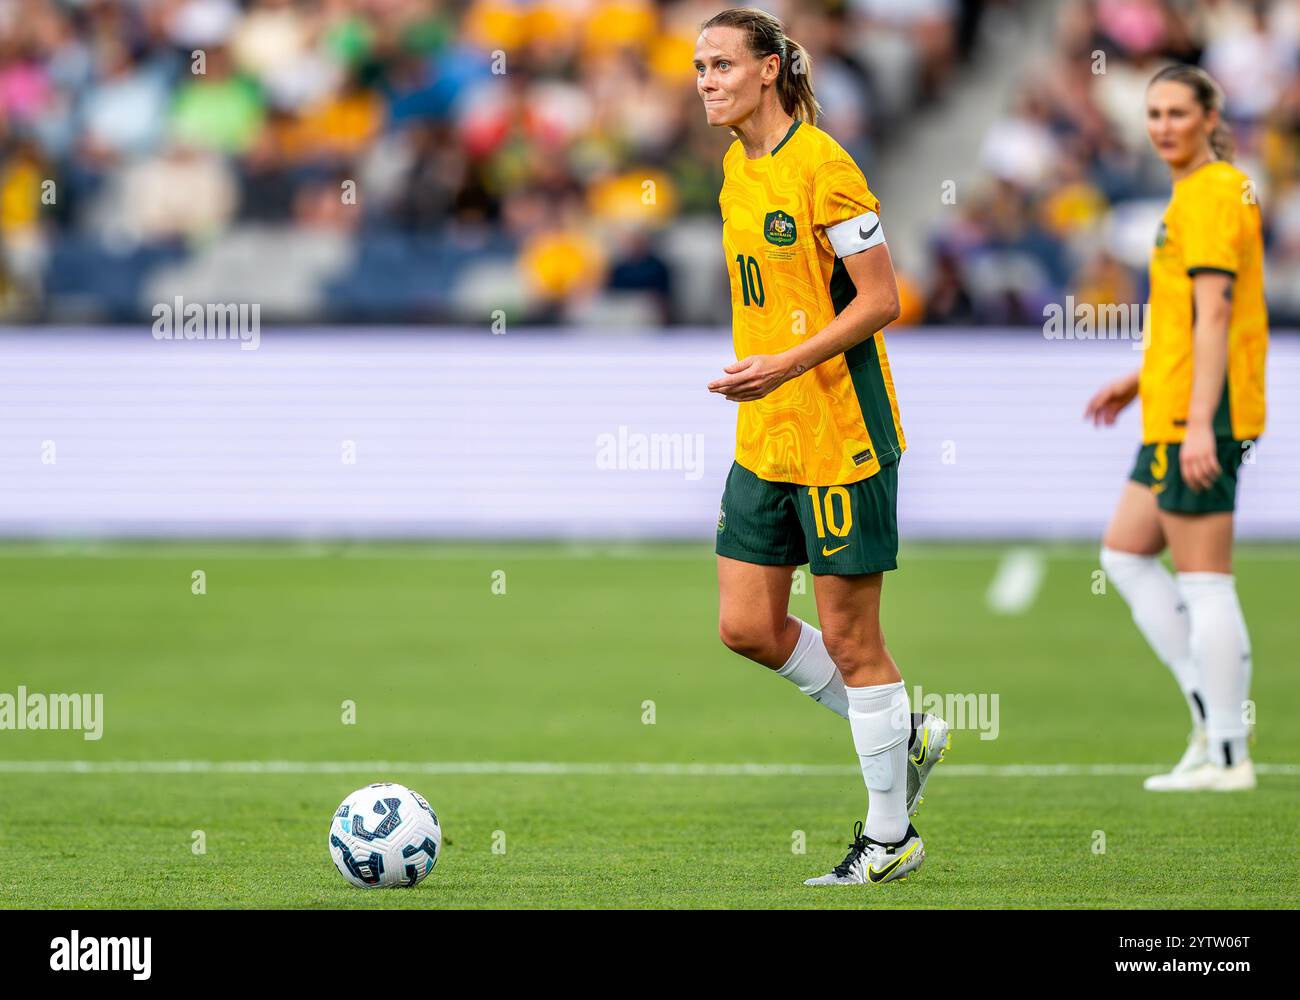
[718,618,780,663]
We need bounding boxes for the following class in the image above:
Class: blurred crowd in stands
[925,0,1300,326]
[0,0,1296,327]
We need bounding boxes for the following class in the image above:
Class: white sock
[1101,547,1205,730]
[846,681,910,844]
[776,619,848,719]
[1177,573,1251,767]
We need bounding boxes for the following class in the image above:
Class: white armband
[826,210,885,258]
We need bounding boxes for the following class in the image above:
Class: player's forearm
[1186,295,1231,429]
[779,292,900,377]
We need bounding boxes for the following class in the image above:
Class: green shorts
[1129,439,1250,514]
[715,460,899,575]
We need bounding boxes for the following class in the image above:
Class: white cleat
[907,713,951,817]
[1142,727,1208,787]
[1143,759,1256,792]
[804,821,925,886]
[1171,727,1209,774]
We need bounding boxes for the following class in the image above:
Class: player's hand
[708,354,797,402]
[1180,423,1221,492]
[1083,372,1140,427]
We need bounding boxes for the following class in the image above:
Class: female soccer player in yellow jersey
[694,7,949,886]
[1086,65,1266,792]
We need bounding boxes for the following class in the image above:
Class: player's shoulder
[1176,160,1251,206]
[775,121,850,174]
[723,121,870,190]
[797,123,872,189]
[793,121,849,161]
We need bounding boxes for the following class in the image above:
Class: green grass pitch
[1,542,1296,909]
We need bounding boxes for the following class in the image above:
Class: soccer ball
[328,782,442,888]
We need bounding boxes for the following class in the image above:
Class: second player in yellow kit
[1087,63,1266,793]
[1129,158,1267,514]
[1141,159,1266,447]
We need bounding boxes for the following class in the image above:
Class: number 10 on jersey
[735,254,765,307]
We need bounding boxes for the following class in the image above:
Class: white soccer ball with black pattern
[328,782,442,888]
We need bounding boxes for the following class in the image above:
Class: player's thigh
[1148,438,1242,572]
[797,467,897,669]
[715,460,806,655]
[1103,480,1165,555]
[717,555,796,662]
[811,571,885,652]
[811,572,897,687]
[1158,511,1234,574]
[812,571,900,685]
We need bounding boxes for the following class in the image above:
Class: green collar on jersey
[770,119,801,157]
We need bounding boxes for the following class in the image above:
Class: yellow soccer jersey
[719,119,905,486]
[1143,160,1267,443]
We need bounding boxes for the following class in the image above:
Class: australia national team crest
[764,210,797,246]
[1155,220,1167,248]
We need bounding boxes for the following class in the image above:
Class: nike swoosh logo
[867,842,918,883]
[821,544,849,557]
[858,220,880,240]
[868,842,920,884]
[911,732,928,767]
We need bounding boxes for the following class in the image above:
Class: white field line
[986,547,1047,615]
[0,760,1296,777]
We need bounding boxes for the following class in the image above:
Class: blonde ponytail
[1209,121,1235,162]
[778,37,821,124]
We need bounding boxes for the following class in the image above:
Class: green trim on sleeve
[828,256,856,315]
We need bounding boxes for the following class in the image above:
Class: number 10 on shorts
[807,486,853,538]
